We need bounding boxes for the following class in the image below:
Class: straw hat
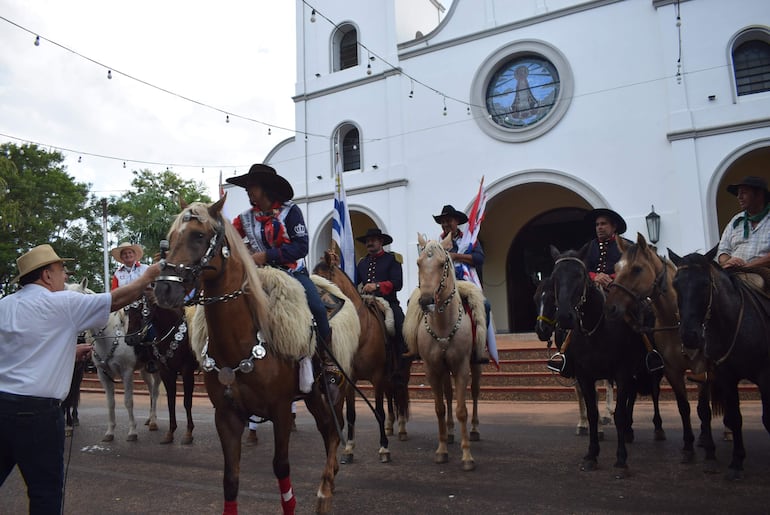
[726,176,770,200]
[110,242,144,262]
[12,244,73,284]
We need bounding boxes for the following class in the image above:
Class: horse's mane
[168,202,273,345]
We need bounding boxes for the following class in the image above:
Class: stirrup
[547,352,567,374]
[645,350,664,373]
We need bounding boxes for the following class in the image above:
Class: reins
[552,256,603,336]
[419,243,464,345]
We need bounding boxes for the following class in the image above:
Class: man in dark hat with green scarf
[718,175,770,269]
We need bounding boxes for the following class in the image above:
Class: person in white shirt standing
[0,244,159,514]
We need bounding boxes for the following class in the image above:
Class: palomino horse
[124,292,199,444]
[605,234,717,469]
[154,197,359,515]
[533,277,615,437]
[403,233,486,471]
[313,250,411,464]
[66,280,160,442]
[550,245,663,476]
[669,247,770,480]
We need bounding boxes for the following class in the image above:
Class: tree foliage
[0,143,102,295]
[107,169,211,259]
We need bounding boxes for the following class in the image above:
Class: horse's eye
[631,265,642,275]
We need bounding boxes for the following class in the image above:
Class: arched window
[333,24,358,72]
[334,123,361,172]
[732,29,770,96]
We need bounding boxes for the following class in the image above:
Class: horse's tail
[402,288,423,356]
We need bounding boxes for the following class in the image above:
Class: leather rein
[552,256,602,337]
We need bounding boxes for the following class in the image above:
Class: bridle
[552,256,602,336]
[419,243,463,344]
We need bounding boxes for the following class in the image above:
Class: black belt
[0,391,61,408]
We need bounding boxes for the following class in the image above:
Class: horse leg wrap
[278,476,296,514]
[223,500,238,515]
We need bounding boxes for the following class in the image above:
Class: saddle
[318,287,346,321]
[361,294,396,337]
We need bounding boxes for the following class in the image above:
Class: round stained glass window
[486,56,560,129]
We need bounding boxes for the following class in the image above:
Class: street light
[645,205,661,244]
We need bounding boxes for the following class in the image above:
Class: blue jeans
[0,393,64,514]
[291,269,331,345]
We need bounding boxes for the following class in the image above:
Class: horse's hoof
[580,459,597,471]
[148,422,159,432]
[703,459,720,475]
[462,460,476,472]
[126,434,138,442]
[435,452,449,464]
[341,453,353,464]
[379,451,391,464]
[614,465,629,479]
[726,468,743,481]
[723,431,733,442]
[181,434,194,445]
[654,429,666,441]
[470,431,480,442]
[316,495,332,515]
[576,427,588,436]
[385,427,394,436]
[102,434,114,443]
[447,434,454,445]
[160,433,174,444]
[398,432,408,442]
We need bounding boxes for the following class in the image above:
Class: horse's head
[669,246,718,352]
[533,276,556,343]
[605,233,668,322]
[416,233,454,312]
[65,277,95,295]
[123,295,151,346]
[155,195,228,308]
[549,245,591,330]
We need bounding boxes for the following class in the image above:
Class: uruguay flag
[332,153,355,280]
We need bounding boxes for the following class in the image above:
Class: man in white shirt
[718,175,770,269]
[0,244,159,513]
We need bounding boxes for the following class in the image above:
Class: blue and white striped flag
[332,153,355,280]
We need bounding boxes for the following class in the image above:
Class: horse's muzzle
[154,280,186,309]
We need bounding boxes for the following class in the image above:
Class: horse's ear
[179,197,189,209]
[80,277,88,290]
[704,244,719,262]
[634,232,648,250]
[417,232,428,249]
[577,241,590,261]
[549,244,561,262]
[440,232,453,250]
[208,194,227,218]
[668,248,683,267]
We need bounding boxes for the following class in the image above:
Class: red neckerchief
[254,202,290,248]
[440,229,463,240]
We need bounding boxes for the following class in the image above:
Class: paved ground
[2,392,769,514]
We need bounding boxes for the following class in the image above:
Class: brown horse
[124,292,199,445]
[605,233,717,470]
[154,197,359,515]
[404,233,485,471]
[313,250,411,464]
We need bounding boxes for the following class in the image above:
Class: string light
[366,63,372,75]
[77,156,82,163]
[107,70,112,79]
[122,161,126,168]
[225,114,230,123]
[675,0,683,85]
[310,9,316,22]
[409,79,414,98]
[34,35,39,46]
[443,97,447,116]
[467,106,471,115]
[268,127,272,135]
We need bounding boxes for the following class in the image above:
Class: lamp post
[645,205,661,244]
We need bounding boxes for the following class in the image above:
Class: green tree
[107,169,211,259]
[0,143,103,295]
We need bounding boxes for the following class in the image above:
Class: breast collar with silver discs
[200,331,268,398]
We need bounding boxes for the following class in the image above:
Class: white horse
[67,281,160,442]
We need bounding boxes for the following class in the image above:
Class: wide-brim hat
[110,242,144,261]
[356,227,394,246]
[726,175,770,199]
[12,244,73,284]
[585,208,627,235]
[225,163,294,202]
[433,204,469,225]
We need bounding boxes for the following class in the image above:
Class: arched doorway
[506,207,593,332]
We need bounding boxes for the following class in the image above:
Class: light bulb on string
[107,70,112,79]
[467,106,471,115]
[226,114,230,123]
[310,9,316,22]
[34,35,40,46]
[442,97,447,116]
[409,79,414,99]
[123,161,126,169]
[201,167,205,174]
[268,127,272,136]
[77,156,82,163]
[366,63,372,75]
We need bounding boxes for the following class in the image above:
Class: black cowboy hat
[226,163,294,202]
[356,227,393,246]
[433,204,469,225]
[585,208,627,235]
[726,175,770,199]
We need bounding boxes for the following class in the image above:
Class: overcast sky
[0,0,297,199]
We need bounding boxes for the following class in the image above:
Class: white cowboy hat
[12,244,73,284]
[110,242,144,261]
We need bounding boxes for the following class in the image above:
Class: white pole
[101,198,109,291]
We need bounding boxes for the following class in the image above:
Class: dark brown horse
[154,197,358,515]
[124,292,199,444]
[605,234,717,470]
[313,250,411,464]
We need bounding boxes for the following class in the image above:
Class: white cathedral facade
[223,0,770,333]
